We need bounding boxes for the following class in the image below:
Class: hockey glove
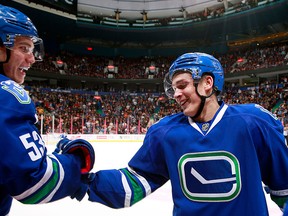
[71,173,96,201]
[54,136,95,174]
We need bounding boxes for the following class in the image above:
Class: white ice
[9,141,282,216]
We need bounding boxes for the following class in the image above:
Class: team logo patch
[1,80,31,104]
[255,104,278,120]
[178,151,241,202]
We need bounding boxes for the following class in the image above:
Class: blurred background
[1,0,288,136]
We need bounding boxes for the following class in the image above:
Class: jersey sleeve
[88,117,170,208]
[245,104,288,207]
[0,79,82,206]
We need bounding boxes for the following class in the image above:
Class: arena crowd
[27,42,288,135]
[32,42,288,80]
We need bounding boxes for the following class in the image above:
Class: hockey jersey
[88,101,288,215]
[0,75,82,215]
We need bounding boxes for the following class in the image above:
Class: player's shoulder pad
[0,79,31,105]
[231,103,279,122]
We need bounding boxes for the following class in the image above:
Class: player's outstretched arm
[8,135,95,205]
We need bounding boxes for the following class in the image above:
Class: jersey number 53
[19,131,45,161]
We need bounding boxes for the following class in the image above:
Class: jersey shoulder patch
[1,80,31,104]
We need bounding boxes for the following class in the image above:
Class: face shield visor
[3,34,45,61]
[31,36,45,61]
[163,72,174,99]
[163,67,202,99]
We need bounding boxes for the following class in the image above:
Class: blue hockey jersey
[88,101,288,215]
[0,75,82,215]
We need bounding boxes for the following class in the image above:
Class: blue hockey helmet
[0,4,44,61]
[164,52,224,98]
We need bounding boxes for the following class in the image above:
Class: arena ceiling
[1,0,288,54]
[77,0,241,20]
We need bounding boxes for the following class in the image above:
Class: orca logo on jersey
[1,80,31,104]
[178,151,241,202]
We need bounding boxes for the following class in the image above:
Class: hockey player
[81,52,288,215]
[0,4,94,215]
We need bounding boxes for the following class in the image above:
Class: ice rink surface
[10,141,283,216]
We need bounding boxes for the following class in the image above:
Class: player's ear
[201,74,214,90]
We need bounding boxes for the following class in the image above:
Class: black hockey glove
[71,172,95,201]
[54,135,95,174]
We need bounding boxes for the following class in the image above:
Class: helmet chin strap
[190,83,216,120]
[0,48,11,75]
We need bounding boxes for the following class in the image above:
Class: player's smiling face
[172,72,202,117]
[2,36,35,84]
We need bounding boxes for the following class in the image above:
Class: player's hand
[71,173,95,201]
[54,135,95,174]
